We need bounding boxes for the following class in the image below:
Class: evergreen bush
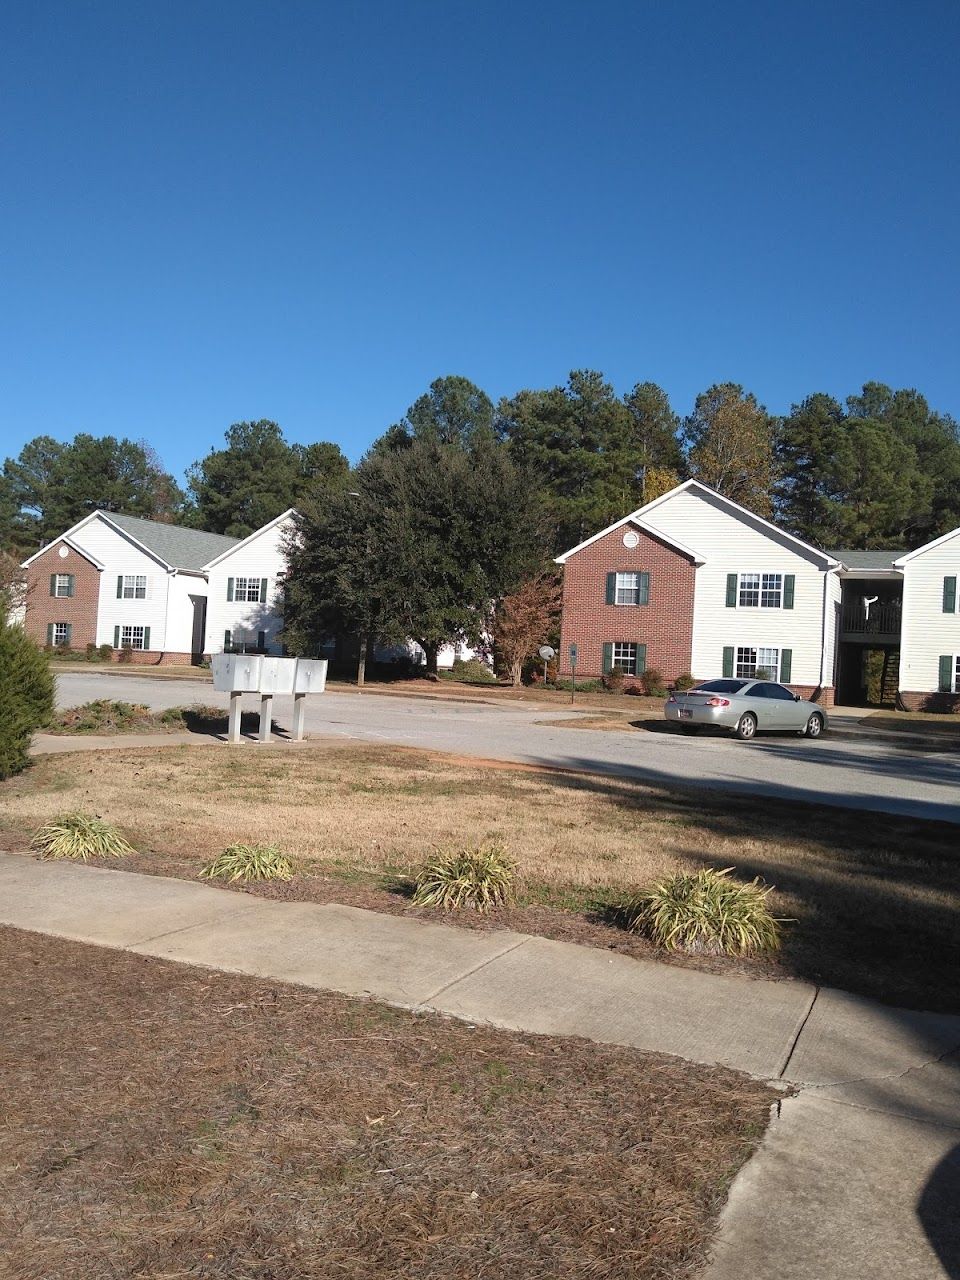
[0,622,55,779]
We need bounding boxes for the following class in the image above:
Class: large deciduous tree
[492,574,562,687]
[682,383,776,516]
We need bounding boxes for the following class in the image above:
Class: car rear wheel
[734,712,757,741]
[805,712,825,738]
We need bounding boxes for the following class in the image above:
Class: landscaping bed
[47,700,264,737]
[2,743,957,1010]
[0,925,772,1280]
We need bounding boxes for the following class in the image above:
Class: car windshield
[695,679,748,694]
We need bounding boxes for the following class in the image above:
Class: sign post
[569,642,578,703]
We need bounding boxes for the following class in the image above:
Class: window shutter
[259,578,268,604]
[939,655,953,692]
[602,643,613,674]
[46,623,54,646]
[783,575,795,609]
[722,646,734,678]
[257,630,266,650]
[49,573,56,597]
[943,576,957,614]
[227,577,235,602]
[143,627,151,650]
[726,574,737,607]
[65,624,73,647]
[638,572,650,606]
[634,643,647,676]
[113,626,120,648]
[117,575,124,598]
[224,630,232,650]
[67,574,75,598]
[780,648,793,683]
[605,573,616,605]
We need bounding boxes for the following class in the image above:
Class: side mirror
[794,694,801,701]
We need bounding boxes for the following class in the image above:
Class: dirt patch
[0,926,772,1280]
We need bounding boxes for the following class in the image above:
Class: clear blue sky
[3,1,958,483]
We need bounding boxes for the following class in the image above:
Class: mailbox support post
[228,692,243,744]
[258,695,273,744]
[292,693,307,742]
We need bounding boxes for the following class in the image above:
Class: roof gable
[21,510,240,573]
[201,509,297,570]
[894,526,960,566]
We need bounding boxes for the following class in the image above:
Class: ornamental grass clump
[199,842,294,883]
[622,866,783,956]
[412,842,515,913]
[31,812,135,861]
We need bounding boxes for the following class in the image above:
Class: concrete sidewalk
[1,851,958,1277]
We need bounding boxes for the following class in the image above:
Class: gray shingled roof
[827,548,906,570]
[106,513,240,571]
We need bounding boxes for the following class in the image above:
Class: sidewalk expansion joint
[801,1041,960,1093]
[777,985,820,1079]
[129,907,257,950]
[418,937,531,1006]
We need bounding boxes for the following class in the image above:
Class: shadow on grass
[177,708,289,740]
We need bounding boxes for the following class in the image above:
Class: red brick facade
[558,523,696,682]
[23,541,100,650]
[898,691,960,713]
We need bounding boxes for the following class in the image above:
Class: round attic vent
[622,530,639,548]
[58,545,69,558]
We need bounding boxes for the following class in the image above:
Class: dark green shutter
[780,649,793,683]
[113,626,120,648]
[64,624,73,647]
[605,573,616,605]
[224,630,232,650]
[66,574,75,598]
[783,575,795,609]
[939,655,953,692]
[725,574,737,607]
[49,573,56,596]
[143,627,151,650]
[259,577,268,603]
[634,643,647,676]
[46,623,54,645]
[722,646,734,678]
[117,575,124,598]
[257,630,266,650]
[227,577,235,602]
[943,576,957,614]
[602,643,613,673]
[638,572,650,605]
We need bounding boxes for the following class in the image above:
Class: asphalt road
[54,672,960,824]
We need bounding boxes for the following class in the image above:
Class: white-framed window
[955,656,960,694]
[615,572,641,605]
[122,575,147,599]
[736,646,780,680]
[613,641,639,670]
[233,576,263,603]
[53,573,74,597]
[738,572,782,608]
[121,625,146,650]
[52,622,71,647]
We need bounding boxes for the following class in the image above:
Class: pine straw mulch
[0,926,772,1280]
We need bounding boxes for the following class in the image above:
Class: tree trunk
[511,659,522,688]
[423,641,439,676]
[357,633,367,688]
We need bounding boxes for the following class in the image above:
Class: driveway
[54,672,960,824]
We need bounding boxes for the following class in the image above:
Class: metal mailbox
[293,658,328,694]
[212,653,263,693]
[258,656,297,695]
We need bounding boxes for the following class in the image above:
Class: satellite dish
[538,646,556,661]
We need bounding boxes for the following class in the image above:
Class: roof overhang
[555,514,706,565]
[894,525,960,566]
[21,529,106,571]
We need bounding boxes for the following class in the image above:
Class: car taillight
[705,697,730,707]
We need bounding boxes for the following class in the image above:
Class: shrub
[754,666,774,681]
[674,672,697,691]
[641,668,667,697]
[620,867,783,956]
[31,811,135,861]
[85,642,100,662]
[411,842,515,912]
[602,665,627,693]
[552,677,603,693]
[99,643,114,662]
[200,842,294,882]
[447,657,496,684]
[0,622,55,779]
[118,643,135,664]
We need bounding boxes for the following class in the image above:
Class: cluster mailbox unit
[211,654,328,744]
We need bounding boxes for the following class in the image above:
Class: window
[766,683,797,701]
[698,679,748,694]
[119,575,147,599]
[736,647,780,681]
[613,642,639,670]
[737,572,782,608]
[52,573,74,598]
[616,573,640,605]
[121,625,146,650]
[232,576,264,603]
[52,622,71,647]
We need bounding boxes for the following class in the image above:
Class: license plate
[679,708,693,718]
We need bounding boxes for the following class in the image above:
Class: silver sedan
[664,678,828,741]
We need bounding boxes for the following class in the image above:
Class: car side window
[745,684,769,698]
[698,680,747,694]
[768,684,796,701]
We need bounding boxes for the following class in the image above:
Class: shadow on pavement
[918,1141,960,1277]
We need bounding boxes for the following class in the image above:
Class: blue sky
[2,1,958,483]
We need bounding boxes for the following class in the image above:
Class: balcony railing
[840,602,902,638]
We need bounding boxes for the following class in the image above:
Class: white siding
[205,518,291,655]
[644,489,832,685]
[166,573,207,655]
[899,530,960,692]
[70,517,174,649]
[823,571,843,687]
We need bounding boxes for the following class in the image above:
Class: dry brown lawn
[2,742,958,1011]
[0,926,772,1280]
